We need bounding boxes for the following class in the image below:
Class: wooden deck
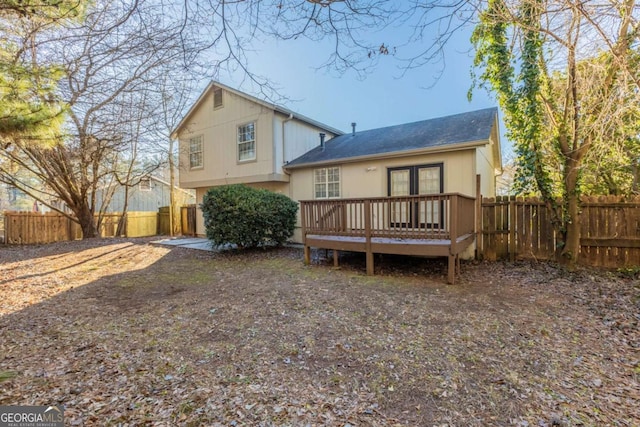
[300,193,477,284]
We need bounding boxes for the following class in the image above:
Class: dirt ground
[0,237,638,426]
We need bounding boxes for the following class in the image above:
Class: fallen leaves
[0,239,638,425]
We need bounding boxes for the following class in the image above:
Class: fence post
[4,213,10,244]
[475,174,481,259]
[509,197,516,262]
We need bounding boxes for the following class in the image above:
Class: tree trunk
[76,205,99,238]
[168,139,178,236]
[115,186,130,237]
[559,155,582,268]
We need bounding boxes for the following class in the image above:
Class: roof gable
[171,81,343,138]
[285,108,499,168]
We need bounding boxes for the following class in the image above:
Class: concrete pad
[152,237,215,251]
[178,240,215,251]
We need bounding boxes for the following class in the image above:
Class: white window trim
[139,178,151,191]
[188,135,204,170]
[314,166,341,199]
[237,122,256,163]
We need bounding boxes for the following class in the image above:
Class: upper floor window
[139,177,151,191]
[238,122,256,162]
[189,135,203,169]
[314,167,340,199]
[213,87,223,109]
[7,186,19,202]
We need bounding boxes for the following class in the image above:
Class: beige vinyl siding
[475,142,496,197]
[290,150,477,202]
[178,89,276,188]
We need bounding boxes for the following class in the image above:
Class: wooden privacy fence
[158,207,171,235]
[157,205,196,236]
[3,212,80,244]
[3,211,159,244]
[480,195,640,268]
[181,205,197,236]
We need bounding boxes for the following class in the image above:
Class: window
[189,135,203,169]
[8,186,18,202]
[314,167,340,199]
[139,177,151,191]
[213,87,223,109]
[238,122,256,161]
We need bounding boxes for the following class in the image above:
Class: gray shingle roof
[285,107,498,168]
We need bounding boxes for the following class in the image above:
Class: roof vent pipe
[319,132,326,151]
[351,122,356,136]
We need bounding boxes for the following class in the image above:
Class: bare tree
[0,0,192,237]
[147,74,199,236]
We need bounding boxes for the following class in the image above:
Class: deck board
[306,233,473,248]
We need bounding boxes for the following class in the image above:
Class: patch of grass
[617,266,640,279]
[0,371,17,383]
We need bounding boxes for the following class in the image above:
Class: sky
[213,16,511,157]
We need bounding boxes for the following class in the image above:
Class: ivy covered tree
[471,0,640,267]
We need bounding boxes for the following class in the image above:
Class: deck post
[450,194,459,249]
[333,250,339,267]
[448,195,459,284]
[475,174,482,260]
[301,201,310,265]
[364,200,374,275]
[448,254,456,284]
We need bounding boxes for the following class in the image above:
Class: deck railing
[300,193,476,245]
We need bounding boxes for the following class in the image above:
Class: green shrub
[201,184,298,249]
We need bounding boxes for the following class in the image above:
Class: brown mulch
[0,238,638,426]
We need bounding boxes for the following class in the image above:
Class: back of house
[173,82,502,244]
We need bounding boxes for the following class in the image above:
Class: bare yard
[0,238,638,426]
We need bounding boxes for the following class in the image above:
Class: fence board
[126,212,158,237]
[158,206,171,235]
[496,196,509,259]
[482,195,640,268]
[2,211,161,244]
[181,205,196,236]
[482,197,496,260]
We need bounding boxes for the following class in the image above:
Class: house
[284,107,501,206]
[171,81,343,235]
[0,183,52,213]
[94,175,195,212]
[173,82,502,282]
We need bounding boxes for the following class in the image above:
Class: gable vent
[213,87,223,109]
